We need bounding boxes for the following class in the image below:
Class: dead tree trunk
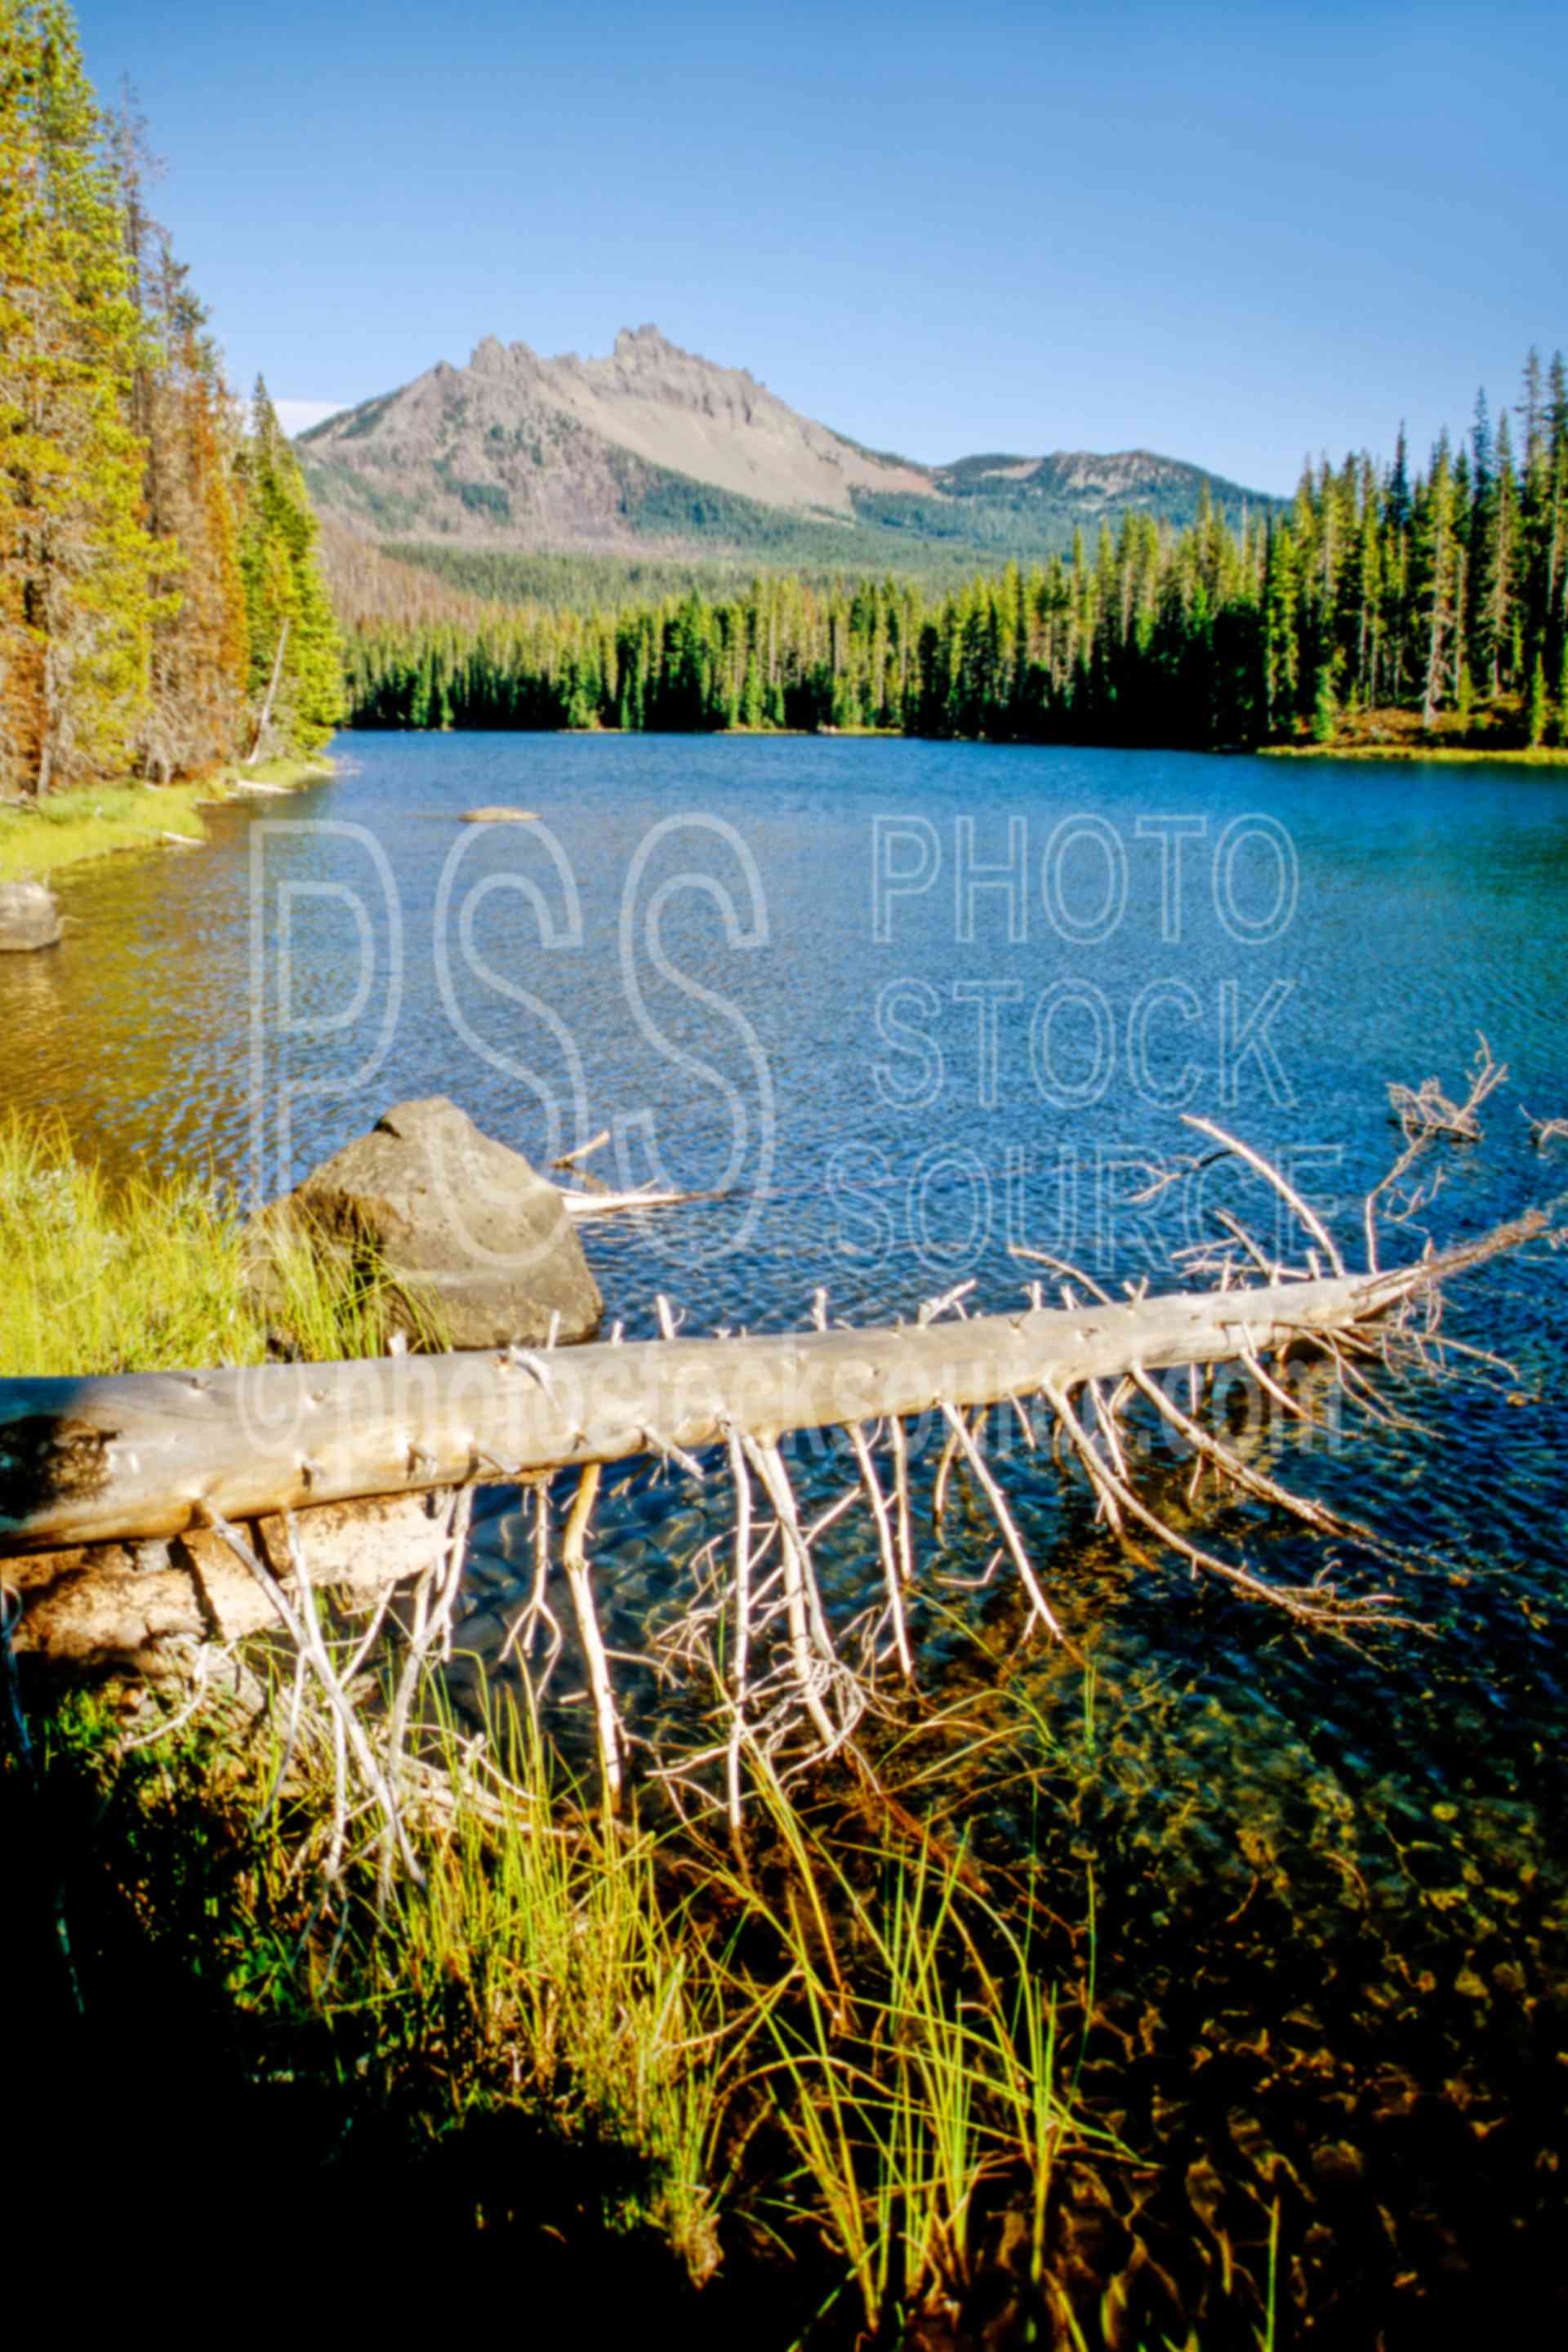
[0,1231,1526,1561]
[2,1209,1541,1694]
[245,617,290,765]
[4,1094,1542,1847]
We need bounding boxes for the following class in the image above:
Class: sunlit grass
[0,757,330,883]
[0,779,211,881]
[715,1762,1120,2333]
[378,1699,730,2278]
[1263,741,1568,763]
[0,1109,435,1375]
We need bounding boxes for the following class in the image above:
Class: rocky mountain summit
[300,323,1273,565]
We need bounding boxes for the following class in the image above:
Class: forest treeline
[345,355,1568,751]
[4,0,1563,774]
[0,0,341,798]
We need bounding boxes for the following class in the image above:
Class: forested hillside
[0,0,341,799]
[344,359,1568,752]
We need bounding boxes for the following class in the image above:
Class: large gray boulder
[263,1097,602,1350]
[0,880,61,952]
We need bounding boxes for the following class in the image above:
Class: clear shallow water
[4,735,1566,2338]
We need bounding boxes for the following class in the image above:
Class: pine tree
[1262,522,1299,729]
[238,378,345,754]
[0,0,161,794]
[1386,425,1411,536]
[1414,435,1459,728]
[1527,652,1548,747]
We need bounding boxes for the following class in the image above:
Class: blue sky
[77,0,1565,494]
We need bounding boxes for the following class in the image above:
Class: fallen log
[2,1073,1548,1833]
[557,1183,724,1218]
[1,1223,1530,1561]
[5,1491,452,1673]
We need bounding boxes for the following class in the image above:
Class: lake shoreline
[344,719,1568,764]
[0,755,333,885]
[1262,741,1568,764]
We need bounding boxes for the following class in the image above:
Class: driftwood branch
[1523,1105,1568,1150]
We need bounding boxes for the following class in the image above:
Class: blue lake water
[3,732,1566,2337]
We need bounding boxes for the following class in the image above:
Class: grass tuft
[0,1110,433,1375]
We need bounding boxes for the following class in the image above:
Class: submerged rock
[0,879,62,952]
[256,1095,603,1349]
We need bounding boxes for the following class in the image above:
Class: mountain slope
[299,324,1276,570]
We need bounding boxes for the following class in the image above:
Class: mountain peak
[612,323,674,360]
[298,323,1278,564]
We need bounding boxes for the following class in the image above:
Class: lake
[4,731,1566,2339]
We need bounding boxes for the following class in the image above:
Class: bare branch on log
[1181,1113,1348,1276]
[847,1423,912,1679]
[742,1434,847,1754]
[198,1501,422,1882]
[939,1402,1065,1643]
[1389,1033,1506,1144]
[723,1422,753,1836]
[559,1463,624,1807]
[551,1129,610,1171]
[1523,1105,1568,1149]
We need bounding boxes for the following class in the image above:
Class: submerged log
[0,1213,1537,1562]
[6,1492,451,1673]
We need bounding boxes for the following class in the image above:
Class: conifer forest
[345,373,1568,752]
[0,0,342,800]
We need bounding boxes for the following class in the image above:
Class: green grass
[0,1110,435,1375]
[24,1659,1114,2321]
[0,755,332,884]
[375,1700,731,2278]
[728,1763,1120,2335]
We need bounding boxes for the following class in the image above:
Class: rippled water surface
[4,734,1566,2340]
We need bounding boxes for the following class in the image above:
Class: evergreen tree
[238,378,345,754]
[0,0,160,793]
[1414,434,1459,727]
[2,2,339,791]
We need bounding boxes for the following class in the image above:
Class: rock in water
[263,1097,603,1348]
[0,880,62,952]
